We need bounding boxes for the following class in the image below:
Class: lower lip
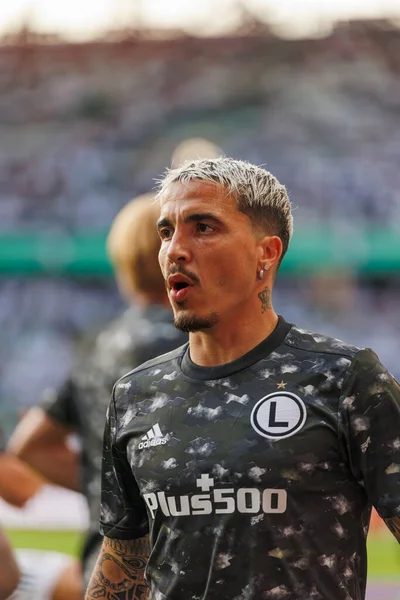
[170,287,191,303]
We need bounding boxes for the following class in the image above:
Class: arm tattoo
[384,515,400,543]
[258,287,272,314]
[85,535,150,600]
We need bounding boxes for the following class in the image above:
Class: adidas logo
[138,424,168,450]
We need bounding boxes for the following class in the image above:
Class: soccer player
[86,158,400,600]
[8,194,186,595]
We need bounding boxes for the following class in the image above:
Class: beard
[174,311,219,332]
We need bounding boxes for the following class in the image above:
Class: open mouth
[167,274,194,299]
[172,282,190,291]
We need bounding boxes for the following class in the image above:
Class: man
[86,158,400,600]
[8,194,186,596]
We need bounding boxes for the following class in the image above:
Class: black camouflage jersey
[41,304,186,578]
[100,316,400,600]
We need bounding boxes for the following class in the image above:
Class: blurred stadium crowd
[0,20,400,431]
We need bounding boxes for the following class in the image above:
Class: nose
[165,229,191,265]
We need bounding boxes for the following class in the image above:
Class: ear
[259,235,283,270]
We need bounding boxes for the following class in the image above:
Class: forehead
[159,180,236,217]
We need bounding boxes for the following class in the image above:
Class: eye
[197,223,214,234]
[159,228,173,240]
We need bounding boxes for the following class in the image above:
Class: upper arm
[339,349,400,527]
[100,392,149,540]
[85,535,150,600]
[8,376,80,460]
[7,406,72,460]
[0,454,44,506]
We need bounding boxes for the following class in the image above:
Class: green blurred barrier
[0,228,398,275]
[0,232,111,275]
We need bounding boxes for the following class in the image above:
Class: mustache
[166,264,200,285]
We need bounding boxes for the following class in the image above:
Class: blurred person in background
[8,546,80,600]
[0,528,19,599]
[0,435,77,600]
[8,193,187,598]
[170,137,221,168]
[87,158,400,600]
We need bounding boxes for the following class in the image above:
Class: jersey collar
[181,315,292,380]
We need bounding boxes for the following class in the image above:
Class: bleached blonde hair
[156,157,293,266]
[107,193,164,298]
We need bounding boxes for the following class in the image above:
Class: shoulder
[96,307,185,354]
[282,325,396,397]
[113,343,188,399]
[342,346,399,392]
[124,342,188,377]
[284,324,397,397]
[284,324,361,362]
[94,308,138,345]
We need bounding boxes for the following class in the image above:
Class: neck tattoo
[258,286,272,314]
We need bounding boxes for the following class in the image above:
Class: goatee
[174,312,219,332]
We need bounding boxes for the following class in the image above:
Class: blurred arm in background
[6,398,83,600]
[0,451,45,507]
[7,403,80,493]
[0,528,20,600]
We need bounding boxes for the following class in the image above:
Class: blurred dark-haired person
[87,158,399,600]
[8,193,186,597]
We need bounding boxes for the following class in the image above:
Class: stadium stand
[0,21,399,434]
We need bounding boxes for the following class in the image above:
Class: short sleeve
[99,389,149,539]
[339,348,400,519]
[40,378,80,429]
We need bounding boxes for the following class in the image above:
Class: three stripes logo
[138,424,169,450]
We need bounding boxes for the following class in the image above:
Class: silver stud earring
[258,269,264,280]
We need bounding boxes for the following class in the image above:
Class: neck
[188,308,279,367]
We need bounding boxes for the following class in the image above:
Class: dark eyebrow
[156,218,172,231]
[183,213,224,226]
[157,213,224,231]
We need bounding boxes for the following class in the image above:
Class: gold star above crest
[277,380,287,389]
